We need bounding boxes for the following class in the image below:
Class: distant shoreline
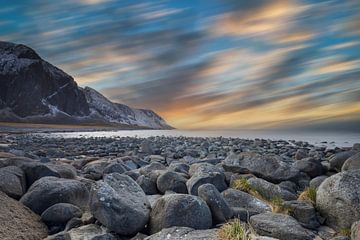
[0,121,155,133]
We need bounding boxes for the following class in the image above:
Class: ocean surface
[42,129,360,148]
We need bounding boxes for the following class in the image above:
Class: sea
[41,129,360,148]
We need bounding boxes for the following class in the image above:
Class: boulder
[103,162,128,175]
[149,194,212,234]
[295,149,308,160]
[222,189,271,216]
[82,160,110,180]
[41,203,82,227]
[156,171,187,194]
[20,176,89,215]
[250,212,315,240]
[341,152,360,171]
[283,200,320,230]
[137,174,159,195]
[293,158,323,178]
[48,164,77,179]
[351,220,360,240]
[0,191,48,240]
[21,162,60,187]
[329,151,355,171]
[223,152,300,183]
[198,183,233,223]
[317,170,360,230]
[145,227,217,240]
[139,162,166,175]
[90,173,150,235]
[168,162,190,175]
[0,165,26,199]
[309,175,327,189]
[248,177,297,201]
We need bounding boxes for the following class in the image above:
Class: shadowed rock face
[0,41,90,117]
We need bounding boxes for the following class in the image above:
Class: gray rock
[136,174,159,195]
[250,212,315,240]
[317,170,360,230]
[222,189,271,215]
[309,175,328,189]
[90,173,150,235]
[329,151,356,172]
[82,160,110,180]
[103,162,127,175]
[139,162,166,175]
[149,194,212,234]
[20,176,89,215]
[140,140,154,154]
[168,162,190,175]
[295,149,308,160]
[283,200,320,230]
[0,166,26,199]
[41,203,82,226]
[293,158,323,178]
[145,227,217,240]
[351,220,360,240]
[223,152,300,183]
[248,177,297,201]
[186,171,227,196]
[156,171,187,194]
[48,164,77,179]
[21,162,60,187]
[198,183,233,223]
[341,152,360,171]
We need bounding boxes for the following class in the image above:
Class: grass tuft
[298,187,317,205]
[232,177,258,196]
[269,196,291,214]
[218,219,253,240]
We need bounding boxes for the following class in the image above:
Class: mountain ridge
[0,41,172,129]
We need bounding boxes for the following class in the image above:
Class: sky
[1,0,360,130]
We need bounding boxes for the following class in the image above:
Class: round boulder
[341,152,360,171]
[41,203,82,227]
[90,173,151,236]
[317,170,360,230]
[0,165,26,199]
[149,194,212,234]
[156,171,187,194]
[20,176,89,215]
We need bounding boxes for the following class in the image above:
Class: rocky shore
[0,133,359,240]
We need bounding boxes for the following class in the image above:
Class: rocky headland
[0,133,359,240]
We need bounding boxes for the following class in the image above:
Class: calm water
[43,129,360,148]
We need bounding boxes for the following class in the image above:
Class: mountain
[0,41,172,129]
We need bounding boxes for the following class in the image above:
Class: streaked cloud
[0,0,359,130]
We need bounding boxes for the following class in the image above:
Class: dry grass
[232,177,258,196]
[218,219,253,240]
[270,196,291,214]
[298,187,317,205]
